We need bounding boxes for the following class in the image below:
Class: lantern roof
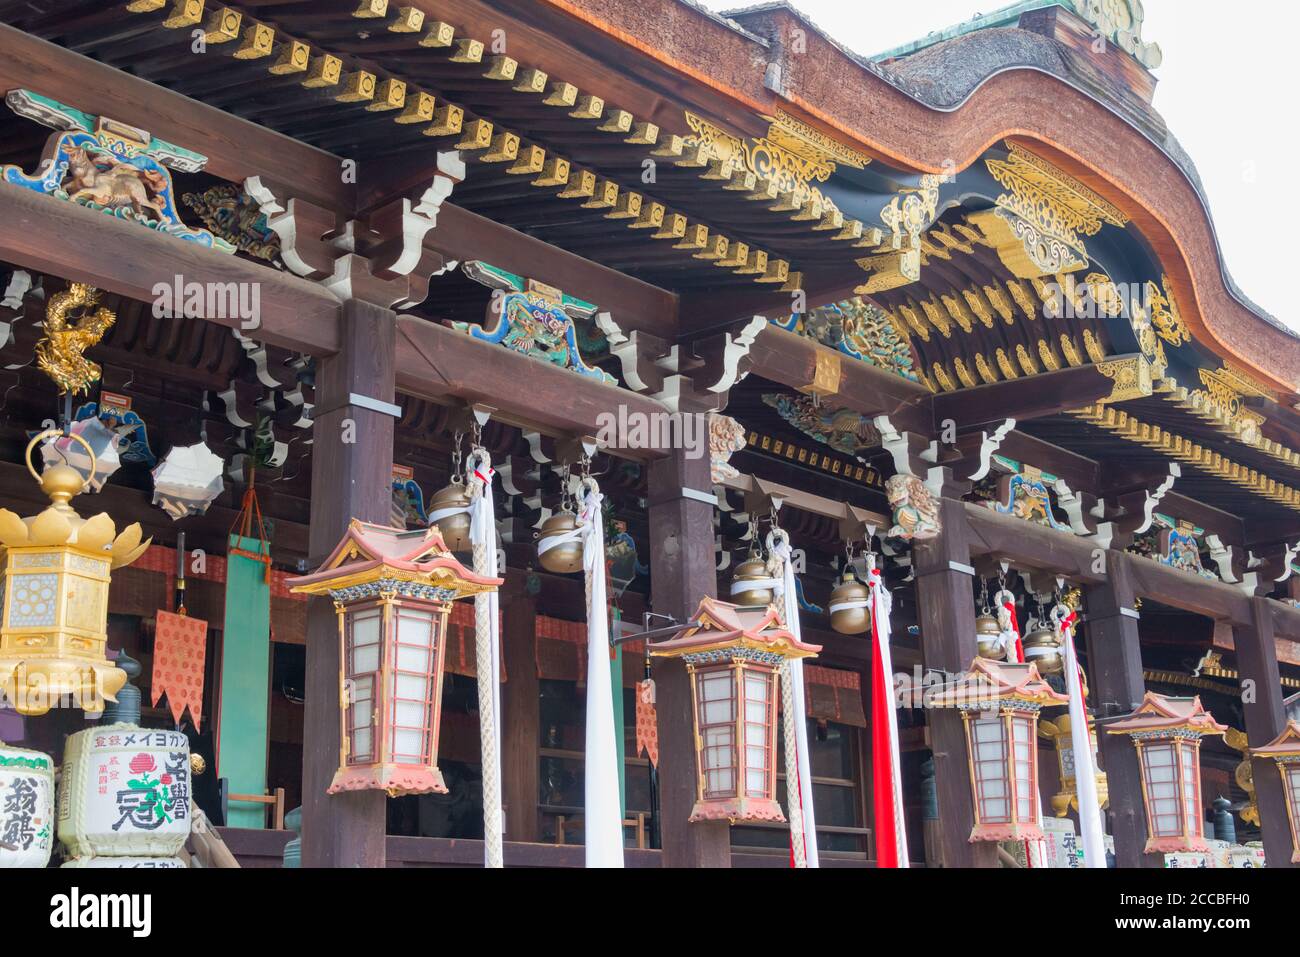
[287,520,501,600]
[649,596,821,660]
[929,658,1069,710]
[1105,692,1228,737]
[1250,721,1300,760]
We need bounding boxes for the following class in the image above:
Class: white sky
[696,0,1298,329]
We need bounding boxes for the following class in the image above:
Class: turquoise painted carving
[1,89,233,252]
[762,393,881,458]
[983,458,1071,532]
[773,298,917,383]
[456,261,614,385]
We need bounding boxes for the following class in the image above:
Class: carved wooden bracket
[244,151,464,309]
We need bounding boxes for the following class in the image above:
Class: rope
[468,449,503,868]
[779,658,808,868]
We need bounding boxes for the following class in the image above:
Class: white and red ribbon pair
[866,555,909,868]
[1055,605,1107,868]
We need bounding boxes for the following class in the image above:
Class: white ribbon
[577,479,624,868]
[1056,605,1106,868]
[768,530,819,868]
[467,450,503,867]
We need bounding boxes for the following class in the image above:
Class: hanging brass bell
[975,613,1006,660]
[730,556,774,607]
[1022,624,1064,675]
[428,482,472,553]
[829,572,872,636]
[537,510,584,574]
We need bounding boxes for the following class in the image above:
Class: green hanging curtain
[216,481,273,829]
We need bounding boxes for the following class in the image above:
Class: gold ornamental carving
[971,144,1128,278]
[35,284,116,395]
[1097,355,1154,403]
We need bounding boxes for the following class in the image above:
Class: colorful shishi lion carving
[762,393,881,458]
[454,262,614,385]
[1,89,232,252]
[984,469,1071,532]
[886,474,941,542]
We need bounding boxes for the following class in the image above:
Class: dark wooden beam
[746,325,932,434]
[0,23,352,213]
[0,184,341,355]
[394,316,673,458]
[1083,553,1161,867]
[912,498,997,867]
[360,198,678,339]
[501,585,540,843]
[301,299,395,868]
[931,364,1116,431]
[647,445,730,866]
[1235,597,1297,867]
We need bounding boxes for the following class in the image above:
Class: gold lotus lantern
[289,521,501,796]
[427,481,473,553]
[828,571,872,636]
[929,658,1068,842]
[650,596,820,823]
[1107,693,1226,854]
[1040,712,1110,817]
[0,432,150,715]
[1250,721,1300,863]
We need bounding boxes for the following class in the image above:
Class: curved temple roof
[557,0,1298,392]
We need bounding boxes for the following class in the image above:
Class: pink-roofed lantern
[1106,692,1227,854]
[288,520,501,797]
[1250,721,1300,863]
[649,596,820,824]
[929,658,1068,842]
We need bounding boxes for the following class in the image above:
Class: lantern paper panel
[1107,693,1226,855]
[649,596,820,824]
[0,743,55,868]
[288,521,502,798]
[929,658,1068,842]
[58,724,191,861]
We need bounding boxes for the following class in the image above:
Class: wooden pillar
[647,445,730,867]
[1234,598,1296,867]
[1083,553,1160,868]
[301,299,397,868]
[912,497,997,867]
[501,583,540,843]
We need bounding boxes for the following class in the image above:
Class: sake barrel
[0,742,55,868]
[58,723,191,858]
[62,856,186,868]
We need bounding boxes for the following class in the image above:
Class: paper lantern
[649,596,820,823]
[41,416,121,493]
[1106,693,1226,854]
[288,521,500,796]
[0,742,55,868]
[930,658,1068,842]
[0,431,150,715]
[1249,721,1300,863]
[151,441,225,520]
[58,723,191,860]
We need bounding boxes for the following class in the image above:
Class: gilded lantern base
[328,763,448,798]
[0,658,125,716]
